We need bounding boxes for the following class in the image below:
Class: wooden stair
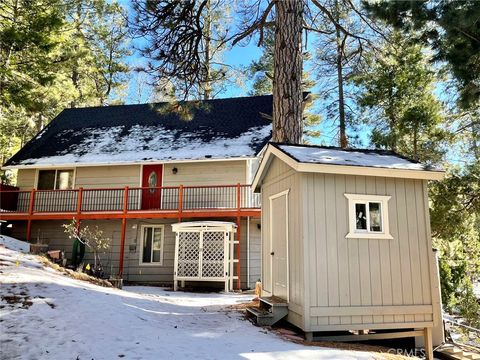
[246,296,289,326]
[435,344,480,360]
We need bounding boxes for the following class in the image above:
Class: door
[142,165,163,210]
[270,191,289,300]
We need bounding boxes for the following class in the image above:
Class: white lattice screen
[172,222,238,292]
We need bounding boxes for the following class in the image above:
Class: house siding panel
[260,157,305,329]
[302,173,435,330]
[11,217,258,289]
[16,169,36,190]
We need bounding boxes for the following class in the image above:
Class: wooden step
[259,296,289,307]
[246,300,289,327]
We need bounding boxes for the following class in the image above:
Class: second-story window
[37,169,74,190]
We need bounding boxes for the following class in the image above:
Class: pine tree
[353,32,448,163]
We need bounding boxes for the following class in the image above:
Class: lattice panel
[177,232,200,277]
[201,231,225,278]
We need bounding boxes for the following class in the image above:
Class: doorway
[269,190,289,301]
[141,165,163,210]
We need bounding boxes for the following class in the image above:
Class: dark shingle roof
[4,95,273,167]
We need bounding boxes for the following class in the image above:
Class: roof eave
[1,156,257,170]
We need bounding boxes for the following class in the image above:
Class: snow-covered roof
[275,144,442,171]
[3,96,273,168]
[253,143,444,191]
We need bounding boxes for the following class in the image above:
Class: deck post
[118,186,129,277]
[236,183,241,290]
[26,189,36,241]
[75,187,83,233]
[424,327,433,360]
[178,185,183,222]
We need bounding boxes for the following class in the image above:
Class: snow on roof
[275,144,442,172]
[4,96,273,167]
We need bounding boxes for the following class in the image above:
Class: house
[0,95,275,289]
[251,143,445,357]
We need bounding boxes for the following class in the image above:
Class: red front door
[142,165,163,210]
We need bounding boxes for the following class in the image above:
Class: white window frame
[36,168,76,190]
[344,193,393,239]
[139,225,165,266]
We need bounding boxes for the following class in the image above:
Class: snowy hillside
[0,246,387,360]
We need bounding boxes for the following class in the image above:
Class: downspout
[247,216,250,289]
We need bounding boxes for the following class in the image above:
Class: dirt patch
[228,299,260,310]
[38,257,113,288]
[1,295,33,309]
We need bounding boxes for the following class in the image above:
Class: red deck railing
[0,184,261,215]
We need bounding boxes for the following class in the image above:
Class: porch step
[246,296,289,327]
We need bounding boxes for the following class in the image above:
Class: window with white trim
[344,194,392,239]
[140,225,164,265]
[37,169,74,190]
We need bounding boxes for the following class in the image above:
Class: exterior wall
[16,169,36,190]
[301,173,437,331]
[15,160,249,189]
[260,157,305,329]
[247,218,262,287]
[163,160,247,186]
[11,217,259,289]
[75,165,140,188]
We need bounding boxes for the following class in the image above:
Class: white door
[270,192,288,300]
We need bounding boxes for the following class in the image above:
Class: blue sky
[121,2,362,148]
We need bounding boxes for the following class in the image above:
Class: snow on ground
[0,247,379,360]
[0,235,30,253]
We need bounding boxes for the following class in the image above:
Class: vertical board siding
[303,174,435,330]
[261,157,304,329]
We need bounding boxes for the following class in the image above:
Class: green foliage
[363,0,480,109]
[430,162,480,326]
[0,0,129,170]
[353,32,449,162]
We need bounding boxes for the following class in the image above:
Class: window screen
[355,203,367,230]
[37,170,56,190]
[142,227,163,264]
[56,170,74,190]
[369,202,382,232]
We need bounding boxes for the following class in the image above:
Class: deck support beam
[118,187,129,277]
[26,189,36,241]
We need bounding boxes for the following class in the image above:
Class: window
[345,194,392,239]
[37,169,74,190]
[140,225,164,265]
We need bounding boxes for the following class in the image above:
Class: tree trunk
[202,0,212,100]
[272,0,304,144]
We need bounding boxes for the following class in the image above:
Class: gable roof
[253,143,445,191]
[3,95,273,168]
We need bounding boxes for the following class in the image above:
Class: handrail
[0,184,260,215]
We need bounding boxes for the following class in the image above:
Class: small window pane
[369,202,382,232]
[142,228,152,263]
[56,170,73,190]
[38,170,56,190]
[152,250,161,262]
[355,203,367,230]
